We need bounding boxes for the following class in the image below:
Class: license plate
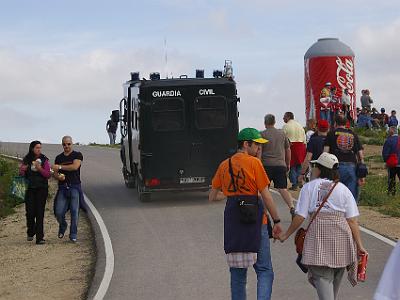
[179,177,206,184]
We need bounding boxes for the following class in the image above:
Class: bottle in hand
[357,252,368,282]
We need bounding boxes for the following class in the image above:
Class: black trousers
[388,167,400,195]
[25,187,48,240]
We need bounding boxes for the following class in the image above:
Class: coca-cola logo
[336,56,354,94]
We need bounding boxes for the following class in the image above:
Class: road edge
[0,153,115,299]
[270,189,396,247]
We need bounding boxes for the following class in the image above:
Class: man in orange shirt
[209,128,282,300]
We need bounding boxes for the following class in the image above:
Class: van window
[152,98,185,131]
[195,96,227,129]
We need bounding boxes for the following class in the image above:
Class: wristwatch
[272,219,281,225]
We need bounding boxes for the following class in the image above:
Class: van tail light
[145,178,161,187]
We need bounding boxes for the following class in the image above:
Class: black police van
[113,63,239,201]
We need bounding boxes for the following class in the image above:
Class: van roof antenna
[164,38,168,79]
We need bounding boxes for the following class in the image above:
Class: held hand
[278,232,288,243]
[52,164,60,172]
[272,223,283,239]
[358,246,368,256]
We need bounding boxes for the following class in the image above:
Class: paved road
[1,142,393,299]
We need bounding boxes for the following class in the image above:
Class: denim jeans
[338,163,358,200]
[230,225,274,300]
[108,132,116,145]
[320,110,330,124]
[55,187,79,239]
[289,164,302,187]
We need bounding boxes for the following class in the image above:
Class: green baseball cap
[237,128,268,143]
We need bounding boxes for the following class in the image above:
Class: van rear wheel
[123,167,136,188]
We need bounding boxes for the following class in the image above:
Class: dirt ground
[0,179,95,300]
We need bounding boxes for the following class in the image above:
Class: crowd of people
[319,83,399,131]
[18,108,399,300]
[210,111,370,300]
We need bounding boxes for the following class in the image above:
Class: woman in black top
[19,141,51,244]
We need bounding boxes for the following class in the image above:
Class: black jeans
[388,167,400,195]
[25,187,48,241]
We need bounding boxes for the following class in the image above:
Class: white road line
[1,153,115,299]
[269,188,396,247]
[84,194,115,300]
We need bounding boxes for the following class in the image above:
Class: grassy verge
[0,157,20,218]
[359,174,400,217]
[353,127,388,146]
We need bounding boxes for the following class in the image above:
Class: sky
[1,0,400,144]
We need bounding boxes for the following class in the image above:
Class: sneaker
[36,239,46,245]
[58,232,64,239]
[27,236,34,241]
[70,238,77,243]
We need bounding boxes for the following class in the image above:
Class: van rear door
[141,94,192,188]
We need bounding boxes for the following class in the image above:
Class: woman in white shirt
[279,152,367,300]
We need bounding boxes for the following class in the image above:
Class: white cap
[325,82,332,86]
[310,152,339,169]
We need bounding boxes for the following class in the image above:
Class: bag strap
[305,181,338,232]
[228,158,238,193]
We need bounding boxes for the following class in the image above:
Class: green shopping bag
[10,176,28,202]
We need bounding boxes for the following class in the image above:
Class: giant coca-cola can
[304,38,356,121]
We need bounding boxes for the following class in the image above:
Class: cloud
[352,18,400,112]
[0,46,197,143]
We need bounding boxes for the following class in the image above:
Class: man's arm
[300,152,313,176]
[259,187,279,220]
[285,147,291,170]
[208,188,220,202]
[53,159,81,172]
[358,150,365,163]
[259,187,283,238]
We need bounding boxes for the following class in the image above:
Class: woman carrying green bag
[19,141,51,245]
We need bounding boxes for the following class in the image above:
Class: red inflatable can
[304,38,356,122]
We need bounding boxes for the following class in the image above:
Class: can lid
[305,37,355,59]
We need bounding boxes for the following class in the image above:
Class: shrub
[0,157,20,218]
